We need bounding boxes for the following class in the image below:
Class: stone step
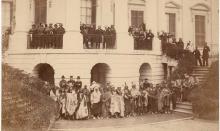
[173,108,193,114]
[176,104,192,110]
[176,102,192,106]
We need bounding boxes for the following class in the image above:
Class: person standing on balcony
[103,27,110,49]
[110,25,116,49]
[145,30,154,50]
[81,26,89,49]
[141,23,146,31]
[139,29,146,49]
[176,38,184,59]
[202,43,210,66]
[57,23,65,49]
[193,46,202,66]
[158,31,168,54]
[37,23,45,49]
[95,26,103,49]
[28,24,38,49]
[88,25,96,49]
[53,24,59,48]
[48,24,54,48]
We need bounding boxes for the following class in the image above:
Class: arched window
[80,0,96,25]
[35,0,47,24]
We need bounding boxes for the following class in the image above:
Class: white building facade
[3,0,219,87]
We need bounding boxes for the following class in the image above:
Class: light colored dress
[76,94,88,119]
[66,92,78,116]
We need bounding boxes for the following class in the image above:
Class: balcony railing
[82,34,116,49]
[27,34,64,49]
[133,35,153,50]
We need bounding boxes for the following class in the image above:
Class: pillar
[114,0,133,53]
[9,0,31,51]
[63,0,83,51]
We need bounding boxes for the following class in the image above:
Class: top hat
[61,75,65,79]
[70,76,73,78]
[77,76,80,79]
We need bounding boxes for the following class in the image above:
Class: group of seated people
[128,23,154,50]
[28,23,65,49]
[80,24,116,49]
[45,74,198,121]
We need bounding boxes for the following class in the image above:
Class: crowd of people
[28,23,65,49]
[128,23,154,50]
[158,31,186,59]
[46,73,199,121]
[80,24,116,49]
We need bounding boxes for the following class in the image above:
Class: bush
[190,61,219,120]
[2,64,58,130]
[171,50,195,80]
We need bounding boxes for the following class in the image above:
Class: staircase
[174,66,210,115]
[191,66,210,84]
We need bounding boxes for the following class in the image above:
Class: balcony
[82,34,116,49]
[27,23,65,49]
[128,27,154,51]
[80,24,117,50]
[27,34,64,49]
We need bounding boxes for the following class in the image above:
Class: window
[131,10,144,28]
[195,15,205,47]
[35,0,47,24]
[166,13,176,37]
[80,0,96,25]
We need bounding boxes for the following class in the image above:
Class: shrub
[171,50,195,80]
[190,61,219,120]
[2,63,58,130]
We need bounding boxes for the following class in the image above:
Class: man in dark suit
[202,43,210,66]
[193,46,202,66]
[145,30,154,50]
[59,75,67,90]
[95,26,103,49]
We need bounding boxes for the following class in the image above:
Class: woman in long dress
[90,87,101,119]
[66,88,78,120]
[76,89,89,120]
[101,87,112,119]
[110,89,120,118]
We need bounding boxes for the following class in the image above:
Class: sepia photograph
[1,0,219,131]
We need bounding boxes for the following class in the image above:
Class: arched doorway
[33,63,55,85]
[139,63,152,83]
[91,63,111,85]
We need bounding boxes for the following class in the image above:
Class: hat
[70,76,73,78]
[145,78,148,80]
[77,76,80,79]
[61,75,65,79]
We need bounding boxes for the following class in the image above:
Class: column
[146,0,161,54]
[63,0,83,51]
[154,0,167,54]
[9,0,31,51]
[114,0,133,53]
